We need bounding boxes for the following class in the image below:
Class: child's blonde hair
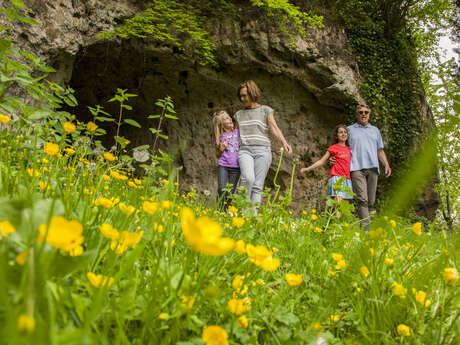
[212,110,230,145]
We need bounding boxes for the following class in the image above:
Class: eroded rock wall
[4,0,436,214]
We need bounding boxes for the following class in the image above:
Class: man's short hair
[356,104,371,113]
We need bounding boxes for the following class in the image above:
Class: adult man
[347,105,391,228]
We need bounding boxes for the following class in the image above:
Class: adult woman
[234,80,292,207]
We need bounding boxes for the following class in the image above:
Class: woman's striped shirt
[234,105,273,147]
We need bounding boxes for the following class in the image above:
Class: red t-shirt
[327,144,351,179]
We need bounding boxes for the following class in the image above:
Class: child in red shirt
[300,125,353,201]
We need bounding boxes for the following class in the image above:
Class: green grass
[0,118,459,345]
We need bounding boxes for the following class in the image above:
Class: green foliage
[424,56,460,229]
[0,0,76,141]
[334,0,456,215]
[0,4,459,343]
[98,0,221,66]
[99,0,323,66]
[250,0,324,39]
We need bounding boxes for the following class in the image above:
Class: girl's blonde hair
[212,110,230,145]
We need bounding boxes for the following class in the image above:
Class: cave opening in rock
[61,38,347,206]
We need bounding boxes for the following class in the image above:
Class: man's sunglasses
[358,110,370,115]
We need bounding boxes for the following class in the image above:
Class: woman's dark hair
[333,124,349,146]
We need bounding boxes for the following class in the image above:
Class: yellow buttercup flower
[158,313,169,320]
[390,219,396,228]
[228,205,238,214]
[180,295,195,309]
[161,200,172,210]
[332,253,343,261]
[27,168,41,177]
[110,230,144,254]
[334,259,347,270]
[69,245,83,256]
[63,147,75,155]
[385,257,394,267]
[39,181,49,190]
[329,314,341,322]
[397,324,411,337]
[327,270,337,278]
[38,216,84,253]
[94,196,117,209]
[412,222,422,235]
[414,290,428,306]
[103,152,117,162]
[109,170,128,180]
[258,256,280,271]
[44,142,59,156]
[0,220,15,238]
[360,266,370,277]
[234,240,246,254]
[119,202,135,215]
[246,244,280,271]
[17,314,35,333]
[227,298,251,315]
[202,326,229,345]
[16,251,27,265]
[391,282,406,298]
[87,272,114,287]
[285,273,303,286]
[153,223,164,233]
[0,113,11,124]
[63,121,76,133]
[87,121,98,131]
[143,201,159,215]
[180,207,234,256]
[311,214,318,220]
[237,315,248,328]
[247,244,272,263]
[442,267,458,284]
[232,274,244,290]
[232,217,245,228]
[312,322,324,332]
[99,223,120,241]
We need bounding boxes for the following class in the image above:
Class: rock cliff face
[2,0,437,216]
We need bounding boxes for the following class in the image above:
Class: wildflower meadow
[0,3,459,345]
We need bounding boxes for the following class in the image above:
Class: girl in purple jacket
[212,111,240,210]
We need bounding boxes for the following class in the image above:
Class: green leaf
[33,199,65,228]
[165,114,178,120]
[29,109,52,120]
[95,116,115,122]
[124,119,141,128]
[16,14,39,25]
[273,307,299,325]
[121,104,132,110]
[133,145,150,151]
[12,0,26,8]
[49,250,96,278]
[148,115,161,119]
